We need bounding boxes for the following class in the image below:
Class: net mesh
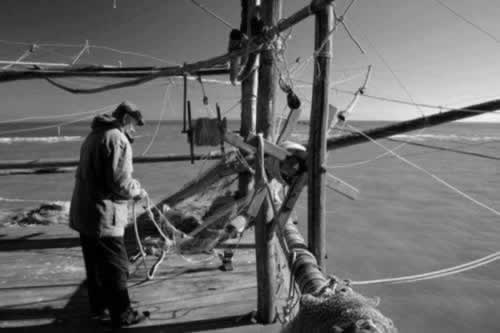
[282,285,397,333]
[130,154,247,256]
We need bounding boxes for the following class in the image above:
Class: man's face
[123,114,139,134]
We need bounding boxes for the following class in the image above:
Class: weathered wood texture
[307,2,333,270]
[0,224,289,332]
[254,0,283,324]
[238,0,258,197]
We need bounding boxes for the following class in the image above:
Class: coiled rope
[131,195,180,280]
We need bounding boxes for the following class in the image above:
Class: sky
[1,0,500,123]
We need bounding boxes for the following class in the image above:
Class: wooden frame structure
[2,0,500,329]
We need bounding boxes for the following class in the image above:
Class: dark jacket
[69,114,142,237]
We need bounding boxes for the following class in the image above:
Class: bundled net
[129,152,250,259]
[8,202,70,225]
[282,284,397,333]
[192,117,226,146]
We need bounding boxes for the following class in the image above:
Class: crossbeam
[0,0,335,94]
[327,99,500,151]
[0,153,223,170]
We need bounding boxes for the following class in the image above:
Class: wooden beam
[161,156,246,208]
[254,133,277,324]
[276,107,302,145]
[254,0,284,323]
[271,172,308,234]
[326,99,500,151]
[307,1,333,270]
[187,195,251,237]
[223,131,290,161]
[0,153,223,170]
[239,0,259,198]
[0,67,230,81]
[0,0,334,91]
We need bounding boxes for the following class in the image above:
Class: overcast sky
[1,0,500,122]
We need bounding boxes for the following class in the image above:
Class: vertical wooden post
[255,0,282,324]
[307,1,333,270]
[256,0,281,142]
[182,73,188,133]
[239,0,258,197]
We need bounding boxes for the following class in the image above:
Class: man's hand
[133,189,148,202]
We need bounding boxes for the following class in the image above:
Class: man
[69,101,149,328]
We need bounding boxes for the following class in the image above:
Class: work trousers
[79,234,131,324]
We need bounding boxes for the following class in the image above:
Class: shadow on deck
[0,224,283,333]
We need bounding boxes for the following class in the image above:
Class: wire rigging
[188,0,235,30]
[0,104,114,136]
[142,83,172,156]
[432,0,500,44]
[346,123,500,217]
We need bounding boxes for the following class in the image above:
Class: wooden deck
[0,223,288,332]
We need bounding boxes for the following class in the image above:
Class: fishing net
[192,117,226,146]
[130,152,251,258]
[8,201,70,225]
[281,284,397,333]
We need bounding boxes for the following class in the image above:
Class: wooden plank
[246,187,268,219]
[224,131,256,155]
[187,195,251,237]
[271,172,308,235]
[0,224,280,332]
[277,107,302,144]
[247,134,290,160]
[327,104,338,129]
[326,173,359,200]
[223,132,290,161]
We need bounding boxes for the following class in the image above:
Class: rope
[350,251,500,285]
[432,0,500,44]
[347,123,500,217]
[293,78,500,116]
[0,39,180,65]
[0,105,114,136]
[131,201,169,280]
[142,83,171,156]
[0,104,115,125]
[189,0,235,30]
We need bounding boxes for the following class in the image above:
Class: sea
[0,119,499,333]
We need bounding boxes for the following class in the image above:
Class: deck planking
[0,223,288,332]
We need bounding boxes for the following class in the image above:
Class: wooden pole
[254,0,282,323]
[0,153,223,170]
[0,0,335,91]
[182,73,188,133]
[326,98,500,151]
[238,0,258,197]
[307,1,333,270]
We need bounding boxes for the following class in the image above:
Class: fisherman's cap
[112,101,145,126]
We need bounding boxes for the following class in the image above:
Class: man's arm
[105,132,144,200]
